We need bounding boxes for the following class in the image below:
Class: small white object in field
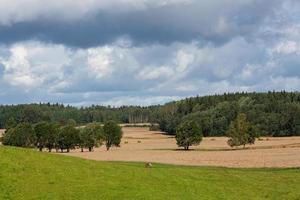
[145,162,152,168]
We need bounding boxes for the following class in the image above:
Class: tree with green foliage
[0,91,299,137]
[2,123,36,147]
[226,113,259,148]
[57,125,80,152]
[34,122,50,151]
[4,117,17,130]
[79,123,103,152]
[103,120,122,151]
[67,119,77,126]
[175,120,203,150]
[46,123,60,152]
[34,122,60,152]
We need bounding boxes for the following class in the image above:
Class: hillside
[1,91,300,136]
[0,146,300,200]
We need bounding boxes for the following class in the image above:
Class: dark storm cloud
[0,0,280,48]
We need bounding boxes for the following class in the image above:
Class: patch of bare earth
[64,127,299,168]
[0,129,4,137]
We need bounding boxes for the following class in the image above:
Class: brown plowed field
[66,127,300,168]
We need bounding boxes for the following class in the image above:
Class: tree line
[158,91,300,137]
[0,91,299,137]
[1,120,122,152]
[2,113,259,151]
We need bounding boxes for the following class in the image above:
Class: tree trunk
[67,148,70,153]
[49,148,52,153]
[106,146,110,151]
[89,147,92,152]
[81,148,83,152]
[61,149,63,153]
[39,147,43,152]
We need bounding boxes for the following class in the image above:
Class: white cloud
[175,84,196,92]
[137,66,174,80]
[0,42,70,88]
[175,50,194,73]
[273,41,300,55]
[1,45,41,88]
[87,47,114,79]
[100,95,182,107]
[269,76,300,91]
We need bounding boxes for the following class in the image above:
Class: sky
[0,0,300,106]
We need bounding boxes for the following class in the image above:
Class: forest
[1,91,300,137]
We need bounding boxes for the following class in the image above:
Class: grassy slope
[0,146,299,200]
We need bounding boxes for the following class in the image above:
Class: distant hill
[1,91,299,136]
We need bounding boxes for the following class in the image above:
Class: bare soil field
[66,127,300,168]
[0,129,4,137]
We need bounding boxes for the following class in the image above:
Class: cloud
[138,66,174,80]
[0,0,288,48]
[0,0,299,106]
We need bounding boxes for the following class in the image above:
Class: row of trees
[1,120,122,152]
[0,104,158,128]
[2,114,258,151]
[0,91,299,137]
[175,113,259,150]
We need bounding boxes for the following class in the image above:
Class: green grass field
[0,146,299,200]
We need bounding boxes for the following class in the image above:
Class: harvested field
[0,129,4,137]
[66,127,300,168]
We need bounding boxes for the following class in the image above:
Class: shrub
[149,124,160,131]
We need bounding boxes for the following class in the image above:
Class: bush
[149,124,160,131]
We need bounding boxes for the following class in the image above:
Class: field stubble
[66,127,300,168]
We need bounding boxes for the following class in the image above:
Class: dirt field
[66,127,300,168]
[0,129,4,137]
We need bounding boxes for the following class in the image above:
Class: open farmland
[0,129,4,142]
[0,129,4,137]
[66,127,300,168]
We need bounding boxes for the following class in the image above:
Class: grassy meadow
[0,146,299,200]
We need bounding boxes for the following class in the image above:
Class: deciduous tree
[103,120,122,151]
[175,120,202,150]
[226,113,259,148]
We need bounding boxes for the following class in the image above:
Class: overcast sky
[0,0,299,106]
